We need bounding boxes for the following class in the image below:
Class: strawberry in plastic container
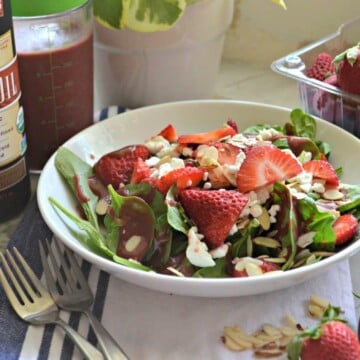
[334,43,360,94]
[306,45,360,136]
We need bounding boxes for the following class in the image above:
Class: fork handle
[84,309,129,360]
[55,317,104,360]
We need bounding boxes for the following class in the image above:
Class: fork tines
[39,238,89,297]
[0,248,51,316]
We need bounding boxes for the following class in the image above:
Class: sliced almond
[309,294,330,309]
[262,324,281,337]
[224,327,253,349]
[221,335,244,351]
[257,209,271,230]
[253,237,281,249]
[308,304,326,319]
[245,262,263,277]
[323,189,344,200]
[96,198,109,215]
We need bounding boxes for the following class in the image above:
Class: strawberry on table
[178,188,248,249]
[236,145,303,193]
[303,159,339,186]
[333,213,359,246]
[156,167,204,194]
[288,305,360,360]
[177,126,236,144]
[94,145,150,188]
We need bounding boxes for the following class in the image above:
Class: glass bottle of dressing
[0,0,30,221]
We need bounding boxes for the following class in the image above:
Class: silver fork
[0,247,103,360]
[39,238,129,360]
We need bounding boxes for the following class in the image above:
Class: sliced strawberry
[158,124,178,142]
[207,143,241,189]
[157,167,204,194]
[214,142,240,165]
[177,126,236,144]
[236,145,303,193]
[303,159,339,186]
[130,157,152,184]
[306,52,334,81]
[94,145,150,188]
[178,189,248,248]
[333,214,359,246]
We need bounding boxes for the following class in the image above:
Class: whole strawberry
[178,189,248,249]
[334,43,360,94]
[288,306,360,360]
[306,52,334,81]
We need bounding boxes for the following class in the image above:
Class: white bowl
[37,100,360,297]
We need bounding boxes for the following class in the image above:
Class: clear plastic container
[271,17,360,138]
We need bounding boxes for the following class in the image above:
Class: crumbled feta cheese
[298,150,312,164]
[181,146,193,157]
[250,204,263,218]
[145,156,161,167]
[312,182,325,193]
[158,158,185,177]
[222,151,246,186]
[255,187,270,204]
[186,227,215,267]
[203,181,212,190]
[257,127,280,141]
[157,143,179,158]
[145,135,170,154]
[268,204,280,223]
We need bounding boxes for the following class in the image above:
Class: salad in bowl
[48,107,360,281]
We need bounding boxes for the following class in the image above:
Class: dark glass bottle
[0,0,30,221]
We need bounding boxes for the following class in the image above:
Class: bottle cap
[11,0,89,16]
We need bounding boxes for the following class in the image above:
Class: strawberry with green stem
[288,305,360,360]
[334,43,360,94]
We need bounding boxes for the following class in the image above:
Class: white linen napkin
[15,253,357,360]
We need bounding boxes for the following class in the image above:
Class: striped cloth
[0,196,110,360]
[0,108,358,359]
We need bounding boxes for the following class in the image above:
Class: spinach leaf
[339,184,360,219]
[49,197,112,257]
[230,219,260,258]
[273,183,297,270]
[125,183,173,266]
[287,109,331,157]
[50,193,154,272]
[193,257,228,278]
[242,124,283,135]
[298,196,336,251]
[166,186,190,234]
[54,147,99,231]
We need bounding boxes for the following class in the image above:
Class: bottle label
[0,156,26,190]
[0,28,27,187]
[0,30,14,67]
